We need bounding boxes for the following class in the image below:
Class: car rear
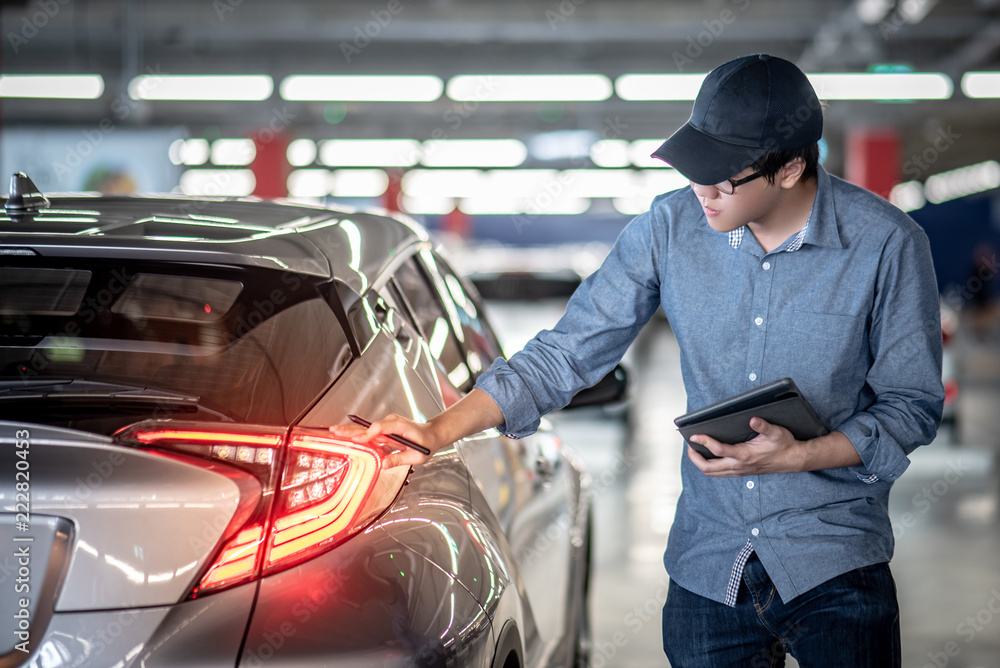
[0,205,414,666]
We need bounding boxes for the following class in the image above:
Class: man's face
[689,167,781,233]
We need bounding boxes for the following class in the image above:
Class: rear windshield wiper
[0,379,232,420]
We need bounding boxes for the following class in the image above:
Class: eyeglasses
[711,170,765,195]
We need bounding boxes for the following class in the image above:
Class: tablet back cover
[674,378,828,459]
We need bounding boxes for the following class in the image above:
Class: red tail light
[114,421,408,598]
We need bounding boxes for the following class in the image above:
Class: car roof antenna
[5,172,50,219]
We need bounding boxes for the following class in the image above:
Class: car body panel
[456,430,589,667]
[0,423,244,610]
[300,323,443,430]
[240,503,494,668]
[9,585,255,668]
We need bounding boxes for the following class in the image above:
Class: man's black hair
[750,143,820,185]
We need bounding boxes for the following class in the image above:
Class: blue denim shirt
[475,166,944,605]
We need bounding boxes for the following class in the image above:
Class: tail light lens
[114,421,408,598]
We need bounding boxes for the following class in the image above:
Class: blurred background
[2,0,1000,665]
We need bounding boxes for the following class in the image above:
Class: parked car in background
[0,174,604,668]
[940,301,960,441]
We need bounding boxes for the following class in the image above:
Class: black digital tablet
[674,378,829,459]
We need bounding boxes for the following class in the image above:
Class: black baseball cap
[652,54,822,185]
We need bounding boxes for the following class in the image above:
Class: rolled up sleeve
[474,209,664,438]
[839,228,945,482]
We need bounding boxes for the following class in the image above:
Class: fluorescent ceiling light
[528,130,597,161]
[897,0,936,24]
[287,139,318,167]
[130,75,273,101]
[645,170,690,194]
[280,75,443,102]
[446,74,613,102]
[614,197,651,216]
[855,0,894,24]
[403,169,562,199]
[615,74,707,101]
[211,139,256,166]
[616,72,953,101]
[613,170,689,214]
[924,161,1000,204]
[319,139,421,167]
[630,140,671,168]
[561,170,639,199]
[487,170,559,193]
[403,196,456,215]
[287,169,332,198]
[401,168,688,202]
[330,169,389,198]
[0,74,104,99]
[807,73,952,100]
[889,181,926,212]
[459,196,590,216]
[168,139,210,166]
[591,140,630,168]
[458,198,526,216]
[179,170,256,197]
[421,139,527,167]
[961,72,1000,98]
[402,169,486,198]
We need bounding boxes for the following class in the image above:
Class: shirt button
[746,480,755,489]
[762,261,771,270]
[749,373,757,381]
[751,528,760,536]
[754,316,763,326]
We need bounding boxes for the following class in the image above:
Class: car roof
[0,194,429,293]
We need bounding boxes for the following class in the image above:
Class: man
[333,54,944,666]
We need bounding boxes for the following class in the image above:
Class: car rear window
[111,273,243,322]
[0,259,353,430]
[0,267,92,315]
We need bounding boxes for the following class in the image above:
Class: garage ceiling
[2,0,1000,175]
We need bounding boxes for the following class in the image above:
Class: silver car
[0,174,608,667]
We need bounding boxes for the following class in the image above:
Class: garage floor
[551,317,1000,668]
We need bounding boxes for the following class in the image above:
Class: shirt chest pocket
[790,309,865,341]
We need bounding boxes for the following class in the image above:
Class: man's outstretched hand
[329,413,437,469]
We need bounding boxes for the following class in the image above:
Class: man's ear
[778,158,806,189]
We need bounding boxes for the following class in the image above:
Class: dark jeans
[662,553,901,667]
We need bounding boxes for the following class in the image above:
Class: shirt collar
[800,165,844,250]
[727,165,843,252]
